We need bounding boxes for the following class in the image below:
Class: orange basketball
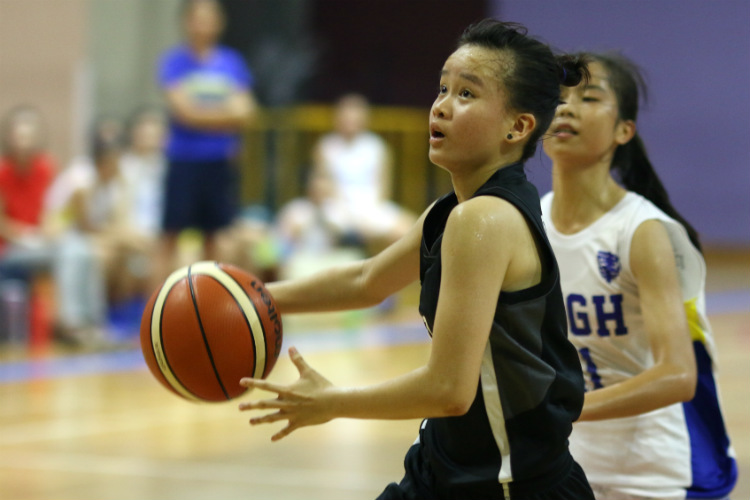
[140,261,283,402]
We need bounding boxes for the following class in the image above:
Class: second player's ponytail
[586,52,703,252]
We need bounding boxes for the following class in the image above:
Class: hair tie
[561,67,567,82]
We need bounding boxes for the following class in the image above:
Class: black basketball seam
[212,264,265,379]
[187,264,231,401]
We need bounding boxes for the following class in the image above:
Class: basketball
[140,261,283,402]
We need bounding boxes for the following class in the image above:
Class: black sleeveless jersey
[418,162,585,498]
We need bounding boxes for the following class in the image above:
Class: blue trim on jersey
[684,341,738,498]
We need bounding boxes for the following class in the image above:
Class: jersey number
[578,347,603,390]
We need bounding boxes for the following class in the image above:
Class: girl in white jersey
[542,52,737,500]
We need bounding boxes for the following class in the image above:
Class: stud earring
[506,133,513,140]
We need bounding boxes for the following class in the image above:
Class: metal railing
[239,105,451,215]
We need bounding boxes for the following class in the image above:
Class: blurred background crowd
[0,0,748,351]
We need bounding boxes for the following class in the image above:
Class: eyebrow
[439,69,485,88]
[583,84,607,92]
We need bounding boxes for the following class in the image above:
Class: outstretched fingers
[237,346,330,442]
[238,398,293,412]
[288,346,311,374]
[249,411,286,425]
[271,424,297,441]
[239,377,287,396]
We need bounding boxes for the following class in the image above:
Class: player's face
[428,45,514,172]
[544,62,628,165]
[96,150,121,181]
[132,117,166,155]
[334,103,368,139]
[7,114,41,157]
[184,0,224,49]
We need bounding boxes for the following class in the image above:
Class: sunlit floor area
[0,251,748,500]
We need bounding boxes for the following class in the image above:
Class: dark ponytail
[458,20,589,161]
[586,52,702,252]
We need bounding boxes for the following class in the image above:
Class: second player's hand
[239,347,335,441]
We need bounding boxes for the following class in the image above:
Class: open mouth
[553,124,577,136]
[430,123,445,140]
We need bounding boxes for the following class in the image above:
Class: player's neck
[550,161,626,234]
[189,41,216,60]
[9,152,35,171]
[449,153,523,203]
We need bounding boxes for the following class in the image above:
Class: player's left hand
[239,347,334,441]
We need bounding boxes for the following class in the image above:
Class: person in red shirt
[0,105,56,281]
[0,105,57,344]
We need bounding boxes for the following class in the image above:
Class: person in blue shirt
[155,0,257,283]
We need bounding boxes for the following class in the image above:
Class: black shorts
[162,158,238,232]
[376,443,594,500]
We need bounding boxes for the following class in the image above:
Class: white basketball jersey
[319,131,386,207]
[541,191,735,499]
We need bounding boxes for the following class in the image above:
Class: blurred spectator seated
[275,93,417,281]
[0,105,57,348]
[44,116,123,235]
[120,106,167,241]
[105,106,169,337]
[310,93,416,256]
[50,117,151,346]
[275,168,359,280]
[216,204,281,284]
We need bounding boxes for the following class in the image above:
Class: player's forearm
[266,260,382,314]
[173,106,249,131]
[168,91,253,132]
[578,362,696,421]
[326,366,472,420]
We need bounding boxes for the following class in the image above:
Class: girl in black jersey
[240,20,594,499]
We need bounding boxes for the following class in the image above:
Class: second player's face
[544,62,625,165]
[428,45,513,173]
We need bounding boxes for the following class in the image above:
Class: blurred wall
[3,1,747,247]
[89,0,180,120]
[492,0,750,247]
[0,0,180,165]
[0,0,88,166]
[304,0,485,106]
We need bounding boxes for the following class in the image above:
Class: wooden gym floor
[0,249,748,500]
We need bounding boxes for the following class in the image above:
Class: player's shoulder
[160,44,190,63]
[612,192,683,245]
[360,131,386,146]
[215,45,248,65]
[448,196,526,235]
[612,191,663,221]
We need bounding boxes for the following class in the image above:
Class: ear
[615,119,636,146]
[506,112,536,143]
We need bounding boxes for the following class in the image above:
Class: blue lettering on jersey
[567,294,628,336]
[597,251,621,283]
[566,294,591,335]
[593,294,628,336]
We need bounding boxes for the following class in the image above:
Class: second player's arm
[578,220,698,421]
